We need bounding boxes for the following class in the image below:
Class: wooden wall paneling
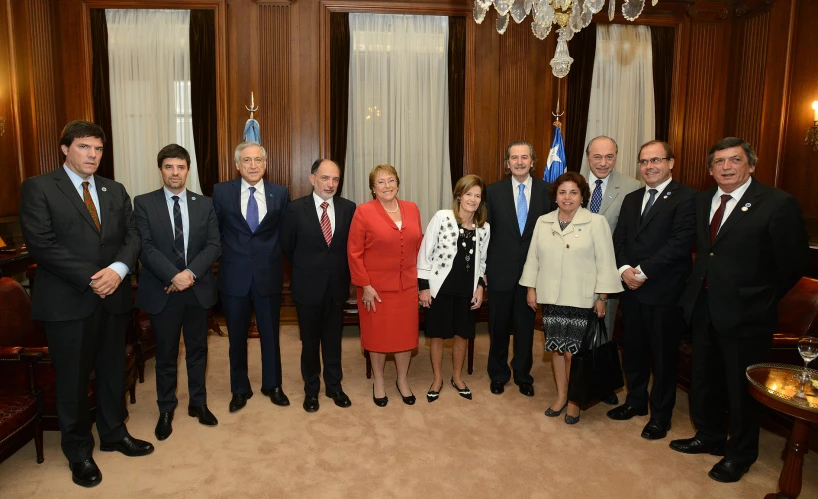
[527,20,555,182]
[726,11,770,183]
[677,16,732,191]
[471,17,501,184]
[668,14,690,179]
[258,3,292,191]
[462,13,476,175]
[0,0,22,217]
[53,0,94,125]
[779,0,818,222]
[498,20,532,171]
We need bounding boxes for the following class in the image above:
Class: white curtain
[346,14,452,226]
[106,9,201,197]
[581,24,655,182]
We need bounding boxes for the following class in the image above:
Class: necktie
[590,179,603,213]
[516,183,527,235]
[172,196,186,270]
[247,186,259,232]
[709,194,732,243]
[81,181,101,231]
[641,189,658,221]
[320,201,332,246]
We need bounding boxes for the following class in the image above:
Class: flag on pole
[243,92,261,144]
[544,124,566,183]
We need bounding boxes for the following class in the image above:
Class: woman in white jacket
[417,175,490,403]
[520,172,623,423]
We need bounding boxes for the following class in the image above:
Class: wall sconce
[807,101,818,152]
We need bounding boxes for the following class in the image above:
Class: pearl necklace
[384,200,399,213]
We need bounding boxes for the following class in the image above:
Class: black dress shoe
[99,434,154,457]
[451,378,472,400]
[641,419,671,440]
[396,380,416,405]
[669,437,726,456]
[565,409,581,425]
[516,382,534,397]
[490,381,505,395]
[303,395,319,413]
[601,392,619,405]
[69,458,102,488]
[606,404,649,421]
[708,458,750,483]
[229,390,253,413]
[261,386,291,407]
[326,390,352,408]
[154,413,173,441]
[188,405,218,426]
[372,386,388,407]
[427,381,442,403]
[544,401,568,417]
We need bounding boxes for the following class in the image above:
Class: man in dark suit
[485,140,551,396]
[212,141,290,412]
[608,141,696,440]
[19,121,153,488]
[281,159,356,413]
[671,137,809,483]
[134,144,221,440]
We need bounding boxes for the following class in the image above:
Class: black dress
[420,225,479,340]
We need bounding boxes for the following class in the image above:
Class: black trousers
[295,286,344,397]
[487,284,535,385]
[690,291,772,465]
[221,282,282,394]
[149,289,209,413]
[620,292,683,423]
[44,302,128,463]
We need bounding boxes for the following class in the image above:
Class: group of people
[17,120,810,489]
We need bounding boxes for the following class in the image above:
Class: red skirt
[358,286,419,353]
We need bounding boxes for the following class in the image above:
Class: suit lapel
[256,181,277,232]
[699,187,717,250]
[713,180,762,246]
[638,181,679,232]
[503,178,522,239]
[186,190,201,260]
[54,169,98,233]
[599,173,619,215]
[304,196,327,244]
[329,198,351,249]
[525,179,543,236]
[231,178,252,232]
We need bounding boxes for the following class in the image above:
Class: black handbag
[567,314,625,406]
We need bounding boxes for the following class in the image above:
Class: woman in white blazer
[520,172,622,424]
[417,175,490,403]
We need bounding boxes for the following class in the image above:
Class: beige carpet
[1,324,816,498]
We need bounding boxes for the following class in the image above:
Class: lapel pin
[662,195,668,199]
[101,186,107,192]
[578,228,582,232]
[191,196,196,201]
[574,233,579,238]
[608,195,613,199]
[741,202,751,212]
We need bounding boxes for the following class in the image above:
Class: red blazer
[348,199,423,292]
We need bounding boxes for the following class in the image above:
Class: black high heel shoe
[427,381,442,403]
[544,401,568,417]
[564,408,581,425]
[372,386,388,407]
[451,378,472,400]
[396,380,416,405]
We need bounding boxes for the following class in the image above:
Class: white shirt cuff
[107,262,129,282]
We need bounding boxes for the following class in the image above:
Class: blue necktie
[247,186,259,232]
[590,179,603,213]
[641,188,658,221]
[516,183,527,235]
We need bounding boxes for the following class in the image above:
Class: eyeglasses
[711,156,745,167]
[591,154,616,162]
[637,157,669,166]
[241,157,265,166]
[375,179,397,187]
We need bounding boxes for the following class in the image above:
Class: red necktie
[709,194,732,243]
[82,181,101,231]
[320,202,332,246]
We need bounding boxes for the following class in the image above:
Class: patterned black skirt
[542,304,592,355]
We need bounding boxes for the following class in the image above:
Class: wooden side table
[746,363,818,499]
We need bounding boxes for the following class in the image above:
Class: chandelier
[473,0,656,78]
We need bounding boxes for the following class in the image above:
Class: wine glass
[798,337,818,382]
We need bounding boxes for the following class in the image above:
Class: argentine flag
[544,126,567,183]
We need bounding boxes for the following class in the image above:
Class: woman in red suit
[348,164,423,407]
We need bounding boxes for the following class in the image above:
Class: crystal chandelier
[473,0,655,78]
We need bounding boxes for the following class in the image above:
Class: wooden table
[747,363,818,499]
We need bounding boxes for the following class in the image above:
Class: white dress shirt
[164,187,190,264]
[240,178,268,222]
[62,164,129,280]
[511,175,533,213]
[313,192,335,235]
[709,177,753,231]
